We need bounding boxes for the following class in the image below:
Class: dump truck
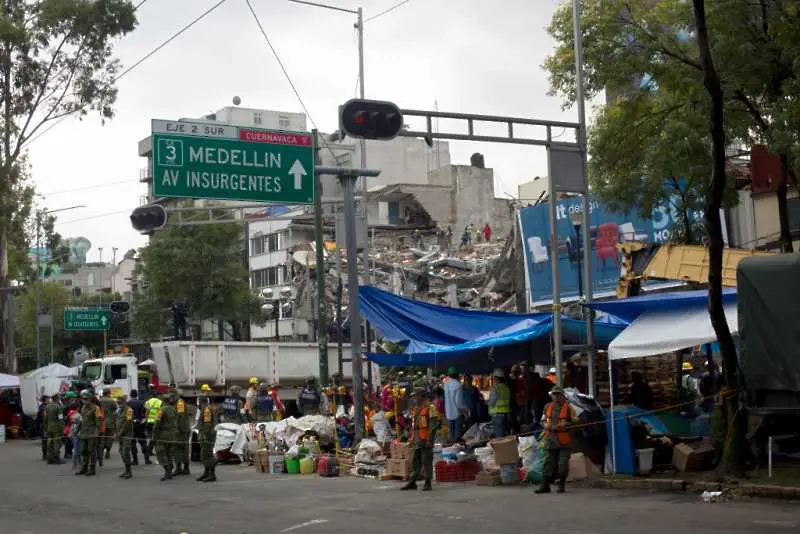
[148,340,373,400]
[737,253,800,460]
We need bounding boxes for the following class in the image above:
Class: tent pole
[608,356,616,474]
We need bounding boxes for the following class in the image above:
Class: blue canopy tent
[562,314,629,349]
[586,288,737,322]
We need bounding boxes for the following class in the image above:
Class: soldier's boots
[202,467,216,483]
[196,468,209,482]
[183,463,191,475]
[534,478,552,494]
[119,465,133,479]
[556,478,566,494]
[85,466,96,477]
[160,466,173,482]
[400,480,417,491]
[75,467,88,476]
[131,454,139,466]
[144,456,152,465]
[105,449,111,460]
[422,480,432,491]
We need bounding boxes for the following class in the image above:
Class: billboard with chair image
[519,196,702,306]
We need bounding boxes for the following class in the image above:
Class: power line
[58,209,133,225]
[244,0,338,159]
[25,0,228,147]
[42,179,139,197]
[364,0,412,23]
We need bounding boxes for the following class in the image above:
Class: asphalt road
[1,440,798,534]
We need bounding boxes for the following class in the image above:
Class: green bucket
[286,456,301,474]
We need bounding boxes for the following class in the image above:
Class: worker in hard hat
[401,387,440,492]
[269,384,285,421]
[681,361,699,395]
[546,367,558,384]
[244,377,259,421]
[196,384,219,483]
[488,368,511,438]
[535,386,577,494]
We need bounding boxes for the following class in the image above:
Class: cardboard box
[391,441,410,459]
[255,450,268,473]
[490,436,519,465]
[389,457,413,477]
[672,442,715,472]
[475,470,502,486]
[567,452,603,482]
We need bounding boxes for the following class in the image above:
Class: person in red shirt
[483,223,492,242]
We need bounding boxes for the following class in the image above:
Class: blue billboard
[519,196,703,305]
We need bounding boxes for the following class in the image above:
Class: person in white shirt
[443,366,465,443]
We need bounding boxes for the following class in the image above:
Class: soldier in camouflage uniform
[76,390,100,476]
[196,384,219,483]
[117,397,135,479]
[154,391,178,481]
[44,394,65,464]
[172,393,192,475]
[99,388,117,460]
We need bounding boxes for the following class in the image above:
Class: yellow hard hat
[385,411,393,421]
[337,386,347,394]
[682,362,693,371]
[249,377,259,385]
[200,384,211,392]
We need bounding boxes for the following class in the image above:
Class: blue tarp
[587,288,737,322]
[359,285,549,345]
[562,314,629,349]
[367,316,554,369]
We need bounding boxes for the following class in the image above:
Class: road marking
[280,519,328,532]
[752,520,797,528]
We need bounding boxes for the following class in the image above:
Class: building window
[61,279,73,287]
[250,232,281,256]
[251,267,280,288]
[253,112,263,125]
[278,115,291,129]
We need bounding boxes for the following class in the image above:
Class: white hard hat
[549,367,557,374]
[493,368,504,378]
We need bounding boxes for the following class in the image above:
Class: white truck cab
[80,356,138,399]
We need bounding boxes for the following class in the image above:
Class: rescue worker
[244,376,259,421]
[253,382,274,422]
[44,393,65,464]
[99,388,117,460]
[173,393,191,475]
[143,388,163,464]
[222,385,244,423]
[117,396,135,479]
[127,389,146,465]
[488,368,511,438]
[269,385,285,421]
[401,388,440,492]
[297,377,320,415]
[535,386,577,494]
[154,391,179,481]
[76,389,100,476]
[196,384,219,483]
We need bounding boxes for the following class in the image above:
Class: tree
[692,0,745,476]
[134,210,264,341]
[0,0,137,368]
[544,0,795,246]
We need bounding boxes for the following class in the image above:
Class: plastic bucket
[300,456,315,475]
[285,456,300,474]
[499,463,519,485]
[635,448,654,475]
[269,454,285,475]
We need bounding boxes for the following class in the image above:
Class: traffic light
[339,99,403,140]
[130,204,167,234]
[109,301,130,314]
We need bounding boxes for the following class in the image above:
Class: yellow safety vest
[490,383,511,415]
[145,397,163,424]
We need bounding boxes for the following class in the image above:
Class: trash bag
[524,435,544,484]
[518,436,537,470]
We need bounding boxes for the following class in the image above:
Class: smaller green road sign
[151,119,316,204]
[64,307,111,332]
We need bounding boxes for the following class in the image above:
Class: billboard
[519,196,704,306]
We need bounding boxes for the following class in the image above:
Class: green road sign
[151,119,316,204]
[64,307,111,332]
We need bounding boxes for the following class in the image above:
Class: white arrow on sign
[288,159,307,190]
[100,315,108,327]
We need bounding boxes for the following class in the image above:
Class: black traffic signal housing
[339,99,403,140]
[109,301,131,339]
[130,204,167,234]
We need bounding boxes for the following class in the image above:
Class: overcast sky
[28,0,594,263]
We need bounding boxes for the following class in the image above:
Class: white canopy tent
[0,373,19,389]
[605,301,738,474]
[608,302,739,361]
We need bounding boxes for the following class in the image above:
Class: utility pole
[312,129,329,387]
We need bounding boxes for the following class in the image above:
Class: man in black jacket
[127,390,147,465]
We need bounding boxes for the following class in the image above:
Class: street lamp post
[261,286,293,342]
[34,204,84,368]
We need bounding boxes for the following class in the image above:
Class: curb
[579,477,800,500]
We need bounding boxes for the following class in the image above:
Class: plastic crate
[434,460,481,483]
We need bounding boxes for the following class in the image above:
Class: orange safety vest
[543,402,572,446]
[412,404,437,442]
[97,406,106,433]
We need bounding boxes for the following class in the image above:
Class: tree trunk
[0,226,10,371]
[777,154,794,252]
[693,0,746,476]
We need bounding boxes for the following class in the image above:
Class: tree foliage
[134,211,264,340]
[544,0,800,247]
[0,0,137,367]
